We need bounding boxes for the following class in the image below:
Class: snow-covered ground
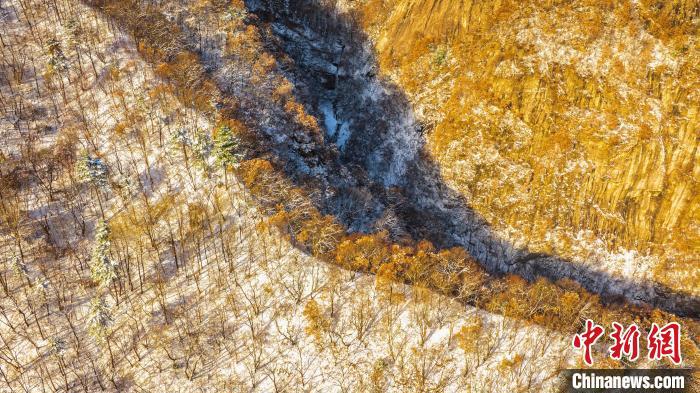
[0,0,580,391]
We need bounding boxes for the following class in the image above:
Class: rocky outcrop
[104,0,698,316]
[239,0,700,315]
[358,0,700,295]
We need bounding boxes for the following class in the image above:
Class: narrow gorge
[3,0,698,389]
[239,0,700,317]
[82,0,698,317]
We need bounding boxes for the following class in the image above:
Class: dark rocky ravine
[87,0,698,318]
[241,0,699,318]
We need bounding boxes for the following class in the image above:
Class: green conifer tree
[213,124,244,168]
[90,221,117,288]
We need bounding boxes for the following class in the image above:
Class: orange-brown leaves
[335,232,391,272]
[297,214,344,257]
[240,158,275,190]
[273,79,294,103]
[303,299,329,344]
[454,314,483,353]
[284,100,321,137]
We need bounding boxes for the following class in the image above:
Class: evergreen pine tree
[77,152,109,188]
[87,297,112,341]
[90,221,117,288]
[213,124,243,168]
[192,131,213,170]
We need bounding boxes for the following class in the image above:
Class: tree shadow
[240,0,699,318]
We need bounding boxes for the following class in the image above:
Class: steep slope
[225,0,700,316]
[2,2,700,391]
[0,0,600,393]
[0,1,577,391]
[356,0,699,294]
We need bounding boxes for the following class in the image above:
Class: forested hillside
[0,0,698,391]
[357,0,699,294]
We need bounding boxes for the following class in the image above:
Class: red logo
[573,321,683,365]
[647,322,682,365]
[608,322,640,361]
[572,319,605,366]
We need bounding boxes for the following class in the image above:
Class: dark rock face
[240,0,700,318]
[146,0,697,318]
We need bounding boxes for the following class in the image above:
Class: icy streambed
[320,100,351,150]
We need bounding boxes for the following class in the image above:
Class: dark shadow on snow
[238,0,699,318]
